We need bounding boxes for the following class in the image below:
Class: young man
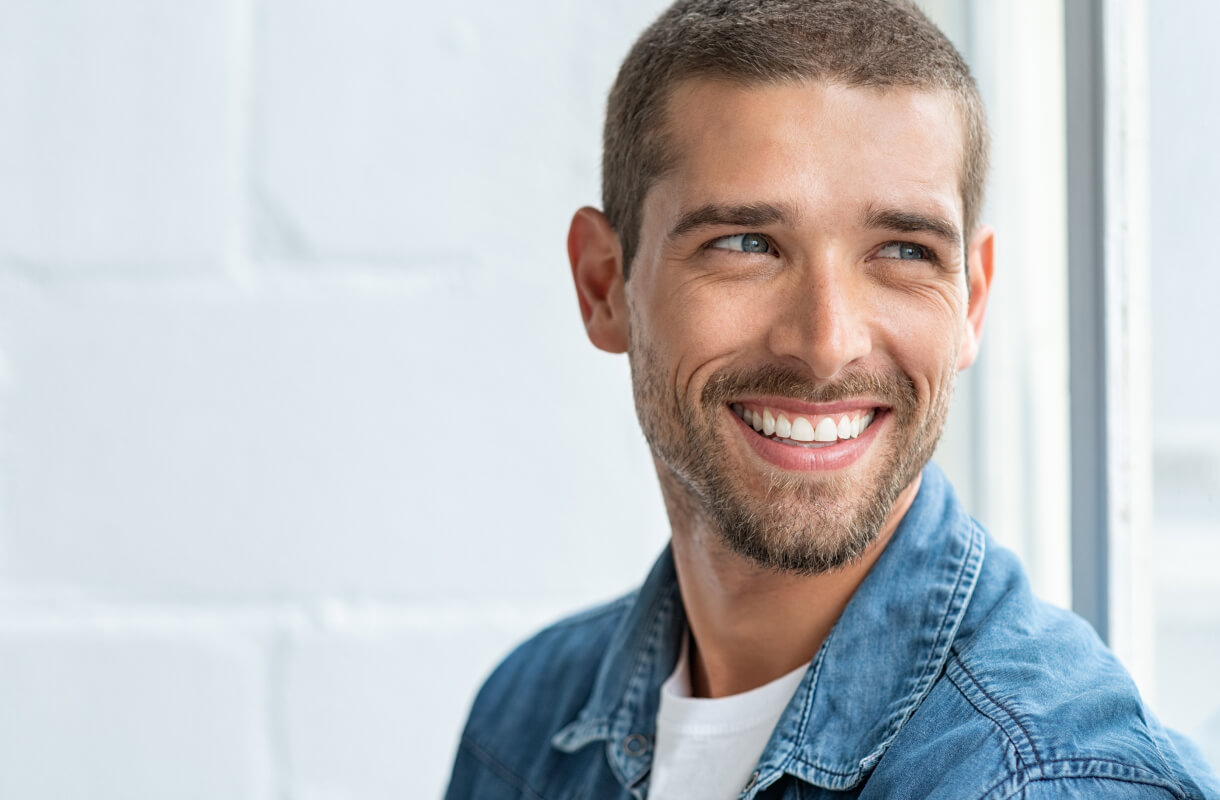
[446,1,1219,797]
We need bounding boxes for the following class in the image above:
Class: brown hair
[603,0,989,276]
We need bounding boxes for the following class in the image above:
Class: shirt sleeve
[1163,729,1220,799]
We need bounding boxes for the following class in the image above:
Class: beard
[630,344,954,575]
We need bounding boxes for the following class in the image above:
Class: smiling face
[570,79,993,574]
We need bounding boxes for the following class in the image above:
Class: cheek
[648,281,775,371]
[875,277,964,322]
[874,291,967,382]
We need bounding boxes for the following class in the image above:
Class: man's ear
[957,224,995,370]
[568,206,629,354]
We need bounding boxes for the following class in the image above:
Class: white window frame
[1064,0,1153,690]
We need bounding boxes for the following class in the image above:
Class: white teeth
[789,416,815,441]
[736,404,879,443]
[837,415,852,440]
[814,417,838,442]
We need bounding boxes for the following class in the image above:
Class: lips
[700,365,906,470]
[727,399,884,472]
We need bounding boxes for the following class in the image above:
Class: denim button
[623,733,649,757]
[743,769,760,792]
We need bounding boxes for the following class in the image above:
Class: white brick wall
[0,0,672,797]
[0,629,268,798]
[0,0,238,270]
[282,620,529,800]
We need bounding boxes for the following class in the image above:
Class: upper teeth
[732,404,875,443]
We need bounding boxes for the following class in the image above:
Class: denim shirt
[446,464,1219,799]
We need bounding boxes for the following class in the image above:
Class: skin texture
[569,79,994,698]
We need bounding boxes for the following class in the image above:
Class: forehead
[650,78,966,228]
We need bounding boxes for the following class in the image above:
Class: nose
[766,261,872,380]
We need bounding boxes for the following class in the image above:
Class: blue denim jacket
[446,464,1219,799]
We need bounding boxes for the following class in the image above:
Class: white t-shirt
[647,637,809,800]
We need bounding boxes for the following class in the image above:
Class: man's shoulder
[445,593,634,800]
[868,542,1214,799]
[949,543,1155,765]
[466,593,632,742]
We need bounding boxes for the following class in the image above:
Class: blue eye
[711,233,773,254]
[876,242,931,260]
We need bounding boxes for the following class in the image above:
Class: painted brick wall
[0,1,674,797]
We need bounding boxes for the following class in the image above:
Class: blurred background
[0,0,1214,797]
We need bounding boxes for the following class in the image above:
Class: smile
[731,403,877,447]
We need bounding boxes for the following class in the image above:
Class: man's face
[578,79,991,574]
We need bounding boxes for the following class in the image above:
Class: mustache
[701,363,916,411]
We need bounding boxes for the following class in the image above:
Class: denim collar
[552,463,985,796]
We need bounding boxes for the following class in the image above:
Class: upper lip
[729,397,887,416]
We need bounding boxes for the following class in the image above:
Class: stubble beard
[630,341,955,576]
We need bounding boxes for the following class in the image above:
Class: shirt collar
[550,543,685,789]
[552,463,984,795]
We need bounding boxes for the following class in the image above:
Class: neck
[661,471,920,699]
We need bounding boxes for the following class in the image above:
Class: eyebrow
[863,206,963,248]
[667,201,964,249]
[668,202,793,239]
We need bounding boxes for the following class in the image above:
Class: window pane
[1147,0,1220,767]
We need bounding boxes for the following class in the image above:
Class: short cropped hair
[603,0,990,276]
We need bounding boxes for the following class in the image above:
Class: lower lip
[729,407,885,472]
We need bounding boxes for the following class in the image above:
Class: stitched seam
[618,582,678,707]
[785,754,859,777]
[930,520,982,663]
[871,515,984,762]
[998,774,1183,800]
[977,768,1020,800]
[574,576,678,747]
[1138,711,1192,795]
[892,521,972,721]
[1035,759,1187,797]
[460,735,549,800]
[945,658,1028,772]
[779,636,831,775]
[787,516,985,781]
[783,520,985,782]
[975,759,1189,800]
[952,647,1042,764]
[1037,757,1186,776]
[603,584,678,788]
